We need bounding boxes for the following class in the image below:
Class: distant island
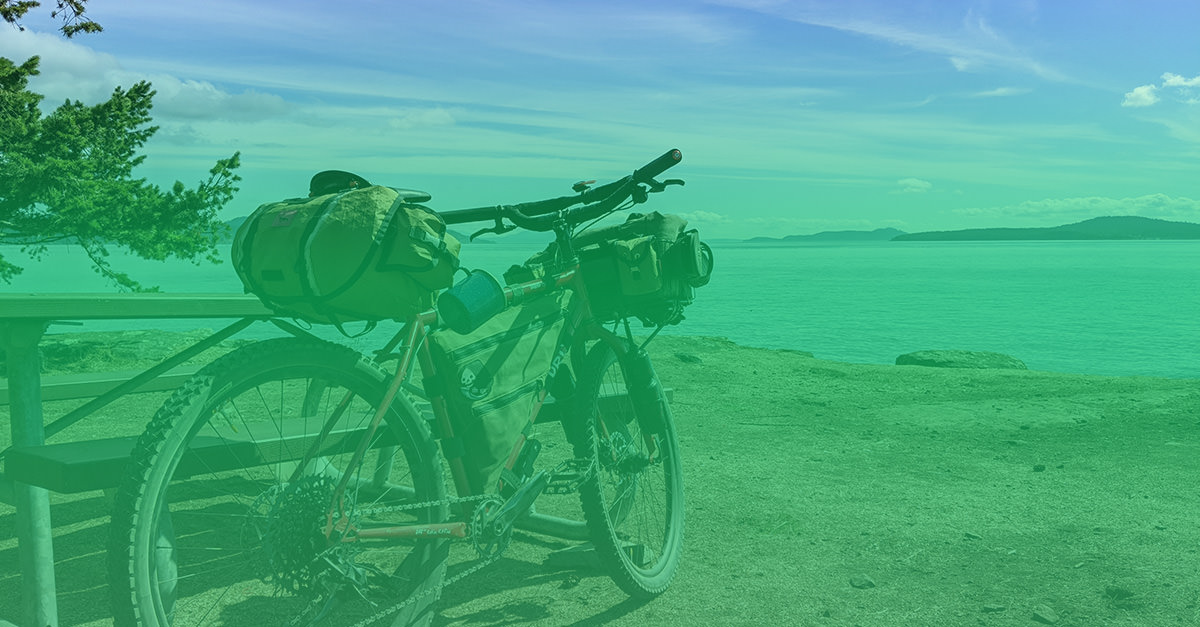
[744,217,1200,244]
[894,216,1200,241]
[16,215,1200,249]
[745,227,906,244]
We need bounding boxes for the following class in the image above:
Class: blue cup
[438,270,507,334]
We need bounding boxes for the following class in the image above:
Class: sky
[2,0,1199,239]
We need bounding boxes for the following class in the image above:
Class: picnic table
[0,294,273,627]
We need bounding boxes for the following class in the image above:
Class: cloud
[149,78,290,121]
[676,210,727,225]
[707,0,1063,81]
[896,178,933,193]
[0,28,123,104]
[1162,73,1200,88]
[1121,85,1159,107]
[388,108,456,130]
[0,28,289,121]
[972,87,1031,98]
[1123,73,1200,107]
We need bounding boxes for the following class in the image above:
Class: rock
[849,574,876,589]
[895,350,1027,370]
[1103,584,1138,608]
[1032,605,1059,624]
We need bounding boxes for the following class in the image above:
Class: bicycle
[107,149,694,626]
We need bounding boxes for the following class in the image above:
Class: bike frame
[287,258,631,542]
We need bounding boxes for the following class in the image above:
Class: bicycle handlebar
[633,148,682,183]
[439,149,682,232]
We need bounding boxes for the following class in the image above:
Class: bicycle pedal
[545,458,593,494]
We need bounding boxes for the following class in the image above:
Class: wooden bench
[0,366,202,406]
[1,366,200,496]
[5,419,401,494]
[3,380,666,495]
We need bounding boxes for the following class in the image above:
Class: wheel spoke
[109,338,448,626]
[574,341,683,597]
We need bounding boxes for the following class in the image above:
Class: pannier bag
[506,211,712,326]
[428,292,570,493]
[232,185,461,325]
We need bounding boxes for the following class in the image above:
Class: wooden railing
[0,293,273,627]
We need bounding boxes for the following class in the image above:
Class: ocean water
[2,241,1198,379]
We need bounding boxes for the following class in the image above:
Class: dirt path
[2,334,1198,626]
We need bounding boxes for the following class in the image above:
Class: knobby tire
[572,341,685,597]
[108,338,448,627]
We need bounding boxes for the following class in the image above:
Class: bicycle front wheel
[574,341,685,598]
[108,337,448,627]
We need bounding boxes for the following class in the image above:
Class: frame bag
[428,292,570,493]
[232,185,461,326]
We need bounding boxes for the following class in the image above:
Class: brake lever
[646,178,685,193]
[470,216,516,241]
[631,185,649,204]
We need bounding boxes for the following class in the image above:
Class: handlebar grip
[632,148,682,183]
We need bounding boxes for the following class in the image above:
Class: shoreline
[4,328,1197,383]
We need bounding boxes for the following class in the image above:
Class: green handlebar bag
[506,211,713,326]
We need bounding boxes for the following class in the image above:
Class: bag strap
[694,240,714,287]
[376,191,460,273]
[234,202,272,297]
[292,190,401,327]
[438,307,564,363]
[238,197,327,314]
[299,189,437,307]
[329,316,378,338]
[297,191,352,301]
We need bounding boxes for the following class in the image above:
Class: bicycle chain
[285,492,498,627]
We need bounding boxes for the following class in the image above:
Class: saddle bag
[428,292,570,493]
[232,185,461,326]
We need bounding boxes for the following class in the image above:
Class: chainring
[469,496,512,560]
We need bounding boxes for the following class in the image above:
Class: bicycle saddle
[391,188,433,203]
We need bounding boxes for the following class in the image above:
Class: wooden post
[0,294,271,624]
[1,319,59,627]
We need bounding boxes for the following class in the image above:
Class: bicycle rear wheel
[573,341,684,597]
[108,337,448,626]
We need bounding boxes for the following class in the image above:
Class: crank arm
[490,470,550,531]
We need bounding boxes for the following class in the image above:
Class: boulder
[895,350,1027,370]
